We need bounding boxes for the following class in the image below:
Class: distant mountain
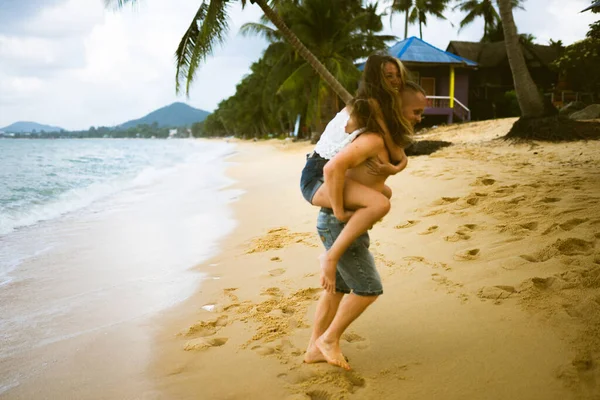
[118,102,210,129]
[1,121,64,133]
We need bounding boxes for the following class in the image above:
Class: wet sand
[150,118,600,400]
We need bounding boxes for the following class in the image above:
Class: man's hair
[349,54,414,148]
[405,81,427,96]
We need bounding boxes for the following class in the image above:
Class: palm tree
[241,0,393,131]
[390,0,451,39]
[106,0,354,104]
[454,0,522,41]
[496,0,544,118]
[389,0,413,39]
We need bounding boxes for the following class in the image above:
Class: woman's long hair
[350,54,414,148]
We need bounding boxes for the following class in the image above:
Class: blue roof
[359,36,477,70]
[389,37,477,66]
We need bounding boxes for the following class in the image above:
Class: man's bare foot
[303,343,326,364]
[315,336,350,370]
[318,253,337,293]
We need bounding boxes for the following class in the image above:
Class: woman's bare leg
[382,184,392,199]
[311,179,390,293]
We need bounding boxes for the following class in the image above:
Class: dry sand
[148,118,600,400]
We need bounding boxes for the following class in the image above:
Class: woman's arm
[323,133,385,221]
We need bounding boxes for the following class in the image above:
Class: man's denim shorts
[316,210,383,297]
[300,152,328,204]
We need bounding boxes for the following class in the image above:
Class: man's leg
[315,293,378,370]
[304,290,344,363]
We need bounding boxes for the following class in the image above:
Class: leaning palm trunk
[497,0,544,118]
[498,0,600,141]
[254,0,353,104]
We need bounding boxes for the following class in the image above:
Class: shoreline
[148,122,600,399]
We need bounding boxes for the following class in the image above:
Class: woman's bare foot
[318,253,337,293]
[315,336,350,370]
[303,343,326,364]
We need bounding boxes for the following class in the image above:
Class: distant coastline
[0,102,210,139]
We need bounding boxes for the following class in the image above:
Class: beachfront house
[385,37,478,124]
[446,39,563,119]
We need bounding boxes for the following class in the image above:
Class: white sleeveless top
[314,108,366,159]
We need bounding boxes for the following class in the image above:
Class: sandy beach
[148,118,600,400]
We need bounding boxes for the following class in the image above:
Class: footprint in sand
[541,223,560,236]
[184,315,229,338]
[477,285,516,301]
[184,337,229,351]
[295,370,365,399]
[431,273,464,294]
[394,220,420,229]
[559,218,589,231]
[521,238,594,262]
[541,196,561,203]
[461,223,481,231]
[305,390,332,400]
[271,256,282,262]
[444,231,471,242]
[252,345,276,356]
[472,177,496,186]
[432,197,459,206]
[554,238,594,256]
[418,225,439,235]
[464,196,481,206]
[269,267,286,276]
[341,331,366,343]
[261,286,283,296]
[519,222,539,231]
[453,248,481,261]
[508,195,527,205]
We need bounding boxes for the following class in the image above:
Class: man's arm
[323,133,385,220]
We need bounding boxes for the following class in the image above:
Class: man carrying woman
[300,54,427,370]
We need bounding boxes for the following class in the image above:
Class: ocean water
[0,139,240,396]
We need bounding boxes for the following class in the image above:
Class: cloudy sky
[0,0,596,130]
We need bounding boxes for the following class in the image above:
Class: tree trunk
[254,0,353,105]
[404,10,409,39]
[497,0,545,118]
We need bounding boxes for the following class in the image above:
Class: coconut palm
[241,0,393,130]
[389,0,451,39]
[106,0,354,104]
[496,0,544,118]
[454,0,522,41]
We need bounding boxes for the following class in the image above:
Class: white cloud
[382,0,597,48]
[0,0,596,130]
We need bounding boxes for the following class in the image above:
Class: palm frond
[277,63,313,95]
[239,22,280,42]
[458,9,478,30]
[104,0,137,8]
[175,0,231,96]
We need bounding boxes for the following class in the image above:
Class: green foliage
[454,0,522,41]
[552,37,600,95]
[389,0,452,39]
[191,122,205,138]
[552,9,599,95]
[201,0,392,139]
[501,90,521,117]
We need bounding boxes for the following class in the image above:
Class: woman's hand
[365,157,392,176]
[365,156,407,176]
[333,209,354,223]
